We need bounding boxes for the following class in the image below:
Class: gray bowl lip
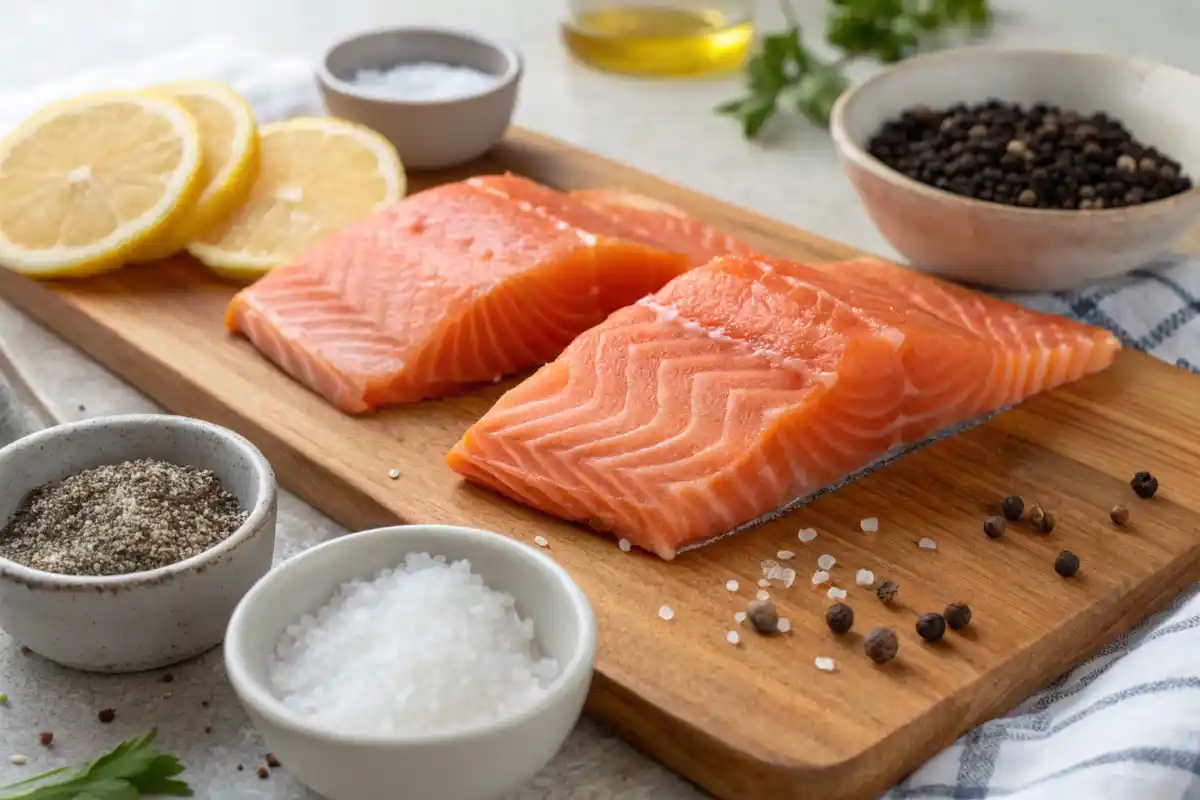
[830,45,1200,219]
[0,414,277,589]
[224,523,597,748]
[316,25,524,108]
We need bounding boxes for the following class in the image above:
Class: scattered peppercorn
[1131,471,1158,499]
[1001,495,1025,522]
[97,708,115,724]
[1034,509,1057,534]
[875,578,900,605]
[746,600,779,634]
[984,516,1006,539]
[916,613,947,642]
[201,700,209,708]
[37,732,53,748]
[1110,504,1130,526]
[204,726,213,734]
[864,627,899,664]
[237,764,245,772]
[1055,550,1081,577]
[266,753,281,768]
[866,101,1193,210]
[160,673,175,684]
[944,602,972,631]
[257,765,270,780]
[826,602,854,634]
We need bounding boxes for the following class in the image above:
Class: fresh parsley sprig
[717,0,993,138]
[0,730,192,800]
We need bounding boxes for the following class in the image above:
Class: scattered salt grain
[798,527,819,543]
[779,568,797,588]
[777,618,791,633]
[9,754,27,766]
[814,657,836,672]
[734,611,746,623]
[756,589,770,601]
[919,538,938,550]
[534,536,549,548]
[618,538,632,553]
[817,554,836,570]
[388,469,400,480]
[861,517,879,533]
[264,551,562,738]
[812,570,830,585]
[349,62,502,102]
[856,569,875,586]
[758,578,770,588]
[777,550,795,560]
[827,586,847,600]
[726,631,740,645]
[725,579,739,592]
[659,605,675,621]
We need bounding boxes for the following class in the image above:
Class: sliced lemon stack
[0,91,203,278]
[130,81,260,263]
[188,117,405,280]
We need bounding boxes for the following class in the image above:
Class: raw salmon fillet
[448,254,1120,559]
[226,175,690,413]
[570,188,757,266]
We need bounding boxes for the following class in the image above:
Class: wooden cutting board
[3,129,1200,800]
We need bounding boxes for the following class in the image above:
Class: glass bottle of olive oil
[562,1,753,77]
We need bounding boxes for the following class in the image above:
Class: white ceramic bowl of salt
[224,524,596,800]
[317,27,523,170]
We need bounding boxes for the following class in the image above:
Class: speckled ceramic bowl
[0,414,277,673]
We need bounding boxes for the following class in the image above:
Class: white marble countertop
[2,1,1200,797]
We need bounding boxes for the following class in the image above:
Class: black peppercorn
[746,600,779,634]
[916,613,947,642]
[944,602,972,630]
[864,627,899,664]
[97,708,116,724]
[1131,471,1158,499]
[1001,495,1024,521]
[984,516,1006,539]
[1034,509,1057,534]
[875,578,900,605]
[1055,550,1081,577]
[826,602,854,634]
[1110,504,1130,526]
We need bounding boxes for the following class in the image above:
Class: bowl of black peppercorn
[830,48,1200,292]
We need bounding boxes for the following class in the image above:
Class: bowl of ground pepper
[830,48,1200,291]
[0,414,277,673]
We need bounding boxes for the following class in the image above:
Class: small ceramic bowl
[830,48,1200,291]
[225,524,596,800]
[317,27,522,170]
[0,415,276,673]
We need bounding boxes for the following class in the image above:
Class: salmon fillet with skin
[447,254,1120,559]
[225,176,691,413]
[570,188,758,265]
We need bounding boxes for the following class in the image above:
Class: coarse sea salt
[919,538,938,550]
[659,605,675,621]
[798,527,818,543]
[267,552,558,737]
[349,62,502,102]
[726,579,739,592]
[856,569,875,586]
[726,631,740,645]
[734,611,746,623]
[817,554,836,570]
[812,570,830,585]
[814,657,836,672]
[777,550,795,560]
[860,517,879,533]
[534,536,549,548]
[618,538,632,553]
[758,578,771,588]
[777,618,791,633]
[756,589,770,601]
[827,586,847,600]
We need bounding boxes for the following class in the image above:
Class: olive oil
[562,3,753,77]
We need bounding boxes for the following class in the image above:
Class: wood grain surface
[2,129,1200,800]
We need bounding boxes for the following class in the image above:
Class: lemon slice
[0,91,203,279]
[188,117,405,280]
[130,81,260,263]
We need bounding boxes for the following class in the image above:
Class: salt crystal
[814,657,836,672]
[8,754,27,766]
[618,538,632,552]
[388,468,400,480]
[855,569,875,586]
[659,605,675,621]
[798,527,819,543]
[349,62,502,102]
[534,536,549,548]
[919,538,937,550]
[780,568,797,588]
[777,550,795,560]
[726,631,740,645]
[861,517,879,533]
[758,578,770,588]
[777,618,791,633]
[812,570,830,585]
[725,579,739,592]
[828,586,847,600]
[734,611,746,623]
[756,589,770,601]
[817,554,836,570]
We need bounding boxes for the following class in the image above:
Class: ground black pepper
[1130,471,1158,499]
[1055,550,1081,577]
[826,602,854,634]
[944,602,972,630]
[0,459,247,576]
[866,101,1192,210]
[916,613,946,642]
[1110,504,1130,526]
[1001,495,1024,522]
[864,627,899,664]
[875,578,900,605]
[984,516,1006,539]
[746,600,779,634]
